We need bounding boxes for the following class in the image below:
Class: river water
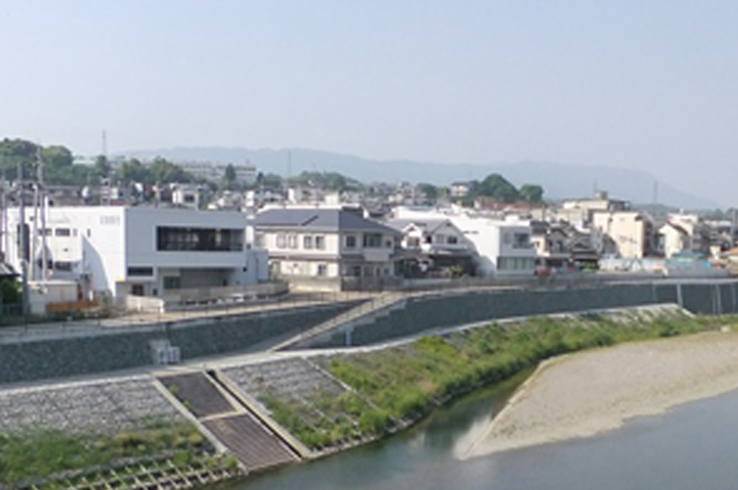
[217,371,738,490]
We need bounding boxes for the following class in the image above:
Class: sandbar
[459,330,738,459]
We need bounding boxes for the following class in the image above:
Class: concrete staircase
[158,371,300,473]
[268,292,407,351]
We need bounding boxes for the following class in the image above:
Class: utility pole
[17,161,29,318]
[0,169,6,261]
[37,146,48,280]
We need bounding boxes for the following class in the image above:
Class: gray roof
[0,262,17,277]
[256,208,400,234]
[384,218,451,233]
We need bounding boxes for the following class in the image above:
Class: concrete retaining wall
[0,302,357,386]
[306,281,738,348]
[3,280,738,386]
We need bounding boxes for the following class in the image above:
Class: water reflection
[222,370,530,490]
[217,371,738,490]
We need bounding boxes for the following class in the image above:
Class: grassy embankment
[262,311,730,450]
[0,420,239,490]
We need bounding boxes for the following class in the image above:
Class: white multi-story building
[4,206,266,300]
[391,207,536,277]
[592,210,654,258]
[177,160,257,186]
[555,191,630,228]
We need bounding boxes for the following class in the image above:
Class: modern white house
[384,217,477,276]
[659,213,710,258]
[658,221,690,258]
[255,206,401,290]
[4,206,267,303]
[391,207,537,277]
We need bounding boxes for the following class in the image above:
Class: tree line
[1,138,545,204]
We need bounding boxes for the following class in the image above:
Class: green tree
[116,158,150,184]
[0,138,39,180]
[260,172,283,189]
[0,279,21,305]
[519,183,544,203]
[149,157,194,184]
[475,173,520,202]
[93,155,111,180]
[417,183,439,203]
[41,145,73,168]
[220,163,238,190]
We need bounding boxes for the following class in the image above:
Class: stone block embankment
[0,302,357,386]
[305,281,738,348]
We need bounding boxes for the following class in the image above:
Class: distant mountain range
[119,147,721,210]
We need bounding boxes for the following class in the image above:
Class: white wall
[5,206,264,299]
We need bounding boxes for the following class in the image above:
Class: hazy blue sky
[1,1,737,204]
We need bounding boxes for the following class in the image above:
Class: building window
[156,227,243,252]
[344,265,361,277]
[317,264,328,276]
[363,233,382,248]
[303,235,313,249]
[345,235,356,249]
[55,228,71,237]
[128,267,154,277]
[315,235,325,250]
[513,233,531,249]
[255,232,265,248]
[447,236,458,245]
[163,276,181,290]
[407,237,420,247]
[288,234,298,249]
[276,233,286,248]
[53,261,73,272]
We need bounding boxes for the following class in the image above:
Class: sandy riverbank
[459,329,738,459]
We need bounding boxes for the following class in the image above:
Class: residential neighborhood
[2,142,736,318]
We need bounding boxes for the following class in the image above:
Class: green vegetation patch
[260,389,374,450]
[0,421,212,487]
[309,312,723,443]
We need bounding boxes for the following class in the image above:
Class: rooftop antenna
[102,130,111,205]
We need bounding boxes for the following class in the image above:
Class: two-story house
[385,217,477,277]
[658,213,710,258]
[255,207,401,291]
[390,207,536,277]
